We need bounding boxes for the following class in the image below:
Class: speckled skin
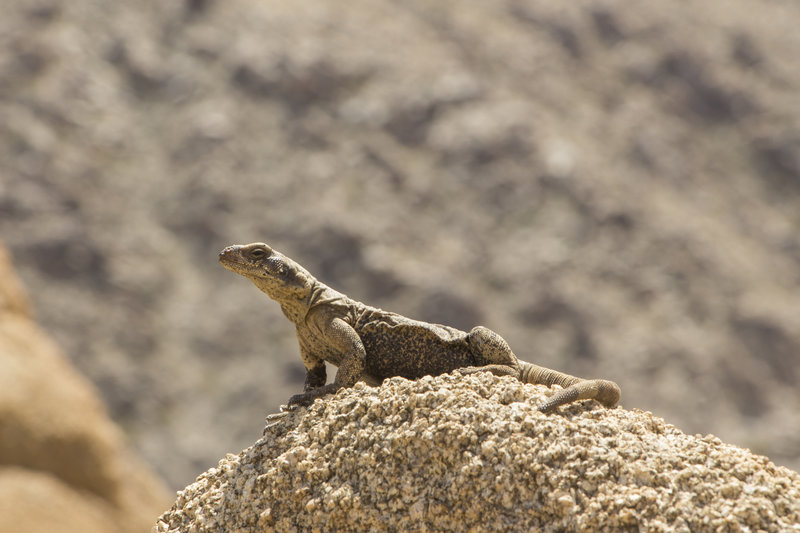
[219,243,620,412]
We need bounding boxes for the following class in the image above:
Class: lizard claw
[265,411,290,422]
[263,421,282,435]
[263,406,299,435]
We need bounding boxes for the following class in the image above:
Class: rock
[0,468,113,533]
[0,243,172,533]
[156,373,800,532]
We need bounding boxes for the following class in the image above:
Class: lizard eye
[250,248,268,259]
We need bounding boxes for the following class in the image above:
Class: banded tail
[519,361,620,413]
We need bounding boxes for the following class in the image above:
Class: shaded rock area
[0,243,171,533]
[2,0,800,489]
[156,373,800,532]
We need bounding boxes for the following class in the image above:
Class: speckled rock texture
[156,373,800,532]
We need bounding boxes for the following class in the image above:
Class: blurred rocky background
[1,0,799,492]
[0,243,171,533]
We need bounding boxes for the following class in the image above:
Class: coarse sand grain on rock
[156,373,800,532]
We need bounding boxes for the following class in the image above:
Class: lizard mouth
[218,247,254,272]
[218,247,241,264]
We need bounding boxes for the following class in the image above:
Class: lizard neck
[277,280,345,325]
[307,282,346,308]
[278,297,308,324]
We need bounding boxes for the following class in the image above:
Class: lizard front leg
[288,317,366,406]
[303,360,326,392]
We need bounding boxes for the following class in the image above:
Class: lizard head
[219,242,313,300]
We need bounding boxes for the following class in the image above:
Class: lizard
[219,242,620,413]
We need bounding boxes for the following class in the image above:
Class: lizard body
[219,242,620,413]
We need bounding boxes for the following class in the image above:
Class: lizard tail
[518,361,620,413]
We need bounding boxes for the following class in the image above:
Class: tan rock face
[157,373,800,532]
[0,468,113,533]
[0,242,172,533]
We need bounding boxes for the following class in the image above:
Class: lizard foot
[287,393,314,407]
[288,383,343,407]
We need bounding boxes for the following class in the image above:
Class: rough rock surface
[0,243,172,533]
[3,0,800,489]
[156,373,800,532]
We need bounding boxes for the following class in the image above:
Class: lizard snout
[219,245,242,262]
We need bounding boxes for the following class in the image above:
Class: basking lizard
[219,242,620,413]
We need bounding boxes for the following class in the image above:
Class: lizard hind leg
[457,326,522,379]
